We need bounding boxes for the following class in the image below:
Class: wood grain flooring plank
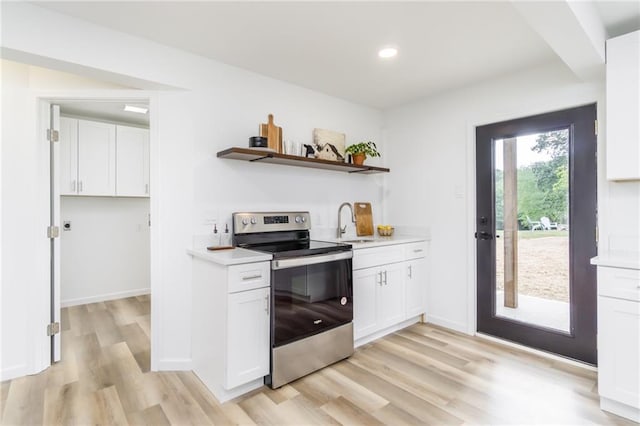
[276,395,341,426]
[238,392,291,426]
[220,401,259,426]
[385,332,471,368]
[289,371,342,407]
[371,402,426,426]
[319,367,389,413]
[262,384,300,405]
[157,372,213,425]
[177,371,235,424]
[126,403,172,426]
[93,384,129,426]
[333,360,464,425]
[321,395,385,426]
[0,379,10,419]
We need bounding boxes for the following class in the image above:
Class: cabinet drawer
[353,245,404,270]
[404,242,427,260]
[228,262,270,293]
[598,267,640,301]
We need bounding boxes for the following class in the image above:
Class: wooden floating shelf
[217,147,390,174]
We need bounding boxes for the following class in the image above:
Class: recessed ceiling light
[378,47,398,59]
[124,105,148,114]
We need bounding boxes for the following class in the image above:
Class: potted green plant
[345,141,380,165]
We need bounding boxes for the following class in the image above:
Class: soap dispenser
[211,224,221,247]
[221,223,232,247]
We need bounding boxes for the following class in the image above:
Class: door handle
[408,265,413,279]
[265,294,269,315]
[384,270,388,285]
[475,231,493,240]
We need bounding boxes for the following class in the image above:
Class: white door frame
[32,89,160,373]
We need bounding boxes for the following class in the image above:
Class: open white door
[49,103,62,362]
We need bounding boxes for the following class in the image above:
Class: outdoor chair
[526,215,543,231]
[540,216,558,230]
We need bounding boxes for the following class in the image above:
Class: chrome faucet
[337,202,355,238]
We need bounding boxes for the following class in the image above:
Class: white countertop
[318,235,428,250]
[187,247,272,266]
[591,254,640,270]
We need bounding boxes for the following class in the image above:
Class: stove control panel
[233,212,311,234]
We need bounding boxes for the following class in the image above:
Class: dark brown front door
[476,104,597,364]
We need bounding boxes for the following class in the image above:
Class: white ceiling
[33,1,640,109]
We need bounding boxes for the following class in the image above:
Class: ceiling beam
[511,0,607,81]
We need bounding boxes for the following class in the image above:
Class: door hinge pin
[47,226,60,239]
[47,129,59,142]
[47,322,60,336]
[594,120,598,136]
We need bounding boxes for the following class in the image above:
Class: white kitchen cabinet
[191,258,270,402]
[78,119,116,196]
[353,267,379,339]
[116,125,150,196]
[227,286,270,389]
[59,117,79,195]
[606,30,640,181]
[352,240,428,344]
[353,264,404,339]
[405,258,427,318]
[596,266,640,422]
[59,118,149,197]
[378,263,406,329]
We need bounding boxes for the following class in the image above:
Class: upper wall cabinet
[606,30,640,181]
[116,125,150,197]
[60,117,149,197]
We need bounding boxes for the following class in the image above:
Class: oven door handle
[272,251,353,270]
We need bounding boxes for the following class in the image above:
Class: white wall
[384,59,636,333]
[0,59,135,380]
[60,197,150,306]
[1,3,384,378]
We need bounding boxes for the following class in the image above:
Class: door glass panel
[494,130,570,332]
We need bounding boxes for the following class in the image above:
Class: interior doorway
[475,104,597,364]
[45,98,152,368]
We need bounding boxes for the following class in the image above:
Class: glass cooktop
[243,240,352,259]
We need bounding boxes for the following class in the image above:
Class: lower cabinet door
[378,263,405,328]
[598,296,640,408]
[353,267,379,339]
[405,258,426,318]
[226,287,270,389]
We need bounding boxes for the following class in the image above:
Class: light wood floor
[1,295,634,425]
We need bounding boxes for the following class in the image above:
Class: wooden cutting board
[259,114,282,153]
[354,202,374,236]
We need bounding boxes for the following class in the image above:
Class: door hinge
[47,322,60,336]
[47,226,60,239]
[47,129,59,142]
[595,226,599,243]
[594,120,598,136]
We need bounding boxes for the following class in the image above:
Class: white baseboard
[601,397,640,423]
[425,314,470,334]
[156,358,192,371]
[61,288,150,307]
[0,364,27,382]
[355,316,422,348]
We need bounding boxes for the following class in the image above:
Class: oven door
[271,251,353,347]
